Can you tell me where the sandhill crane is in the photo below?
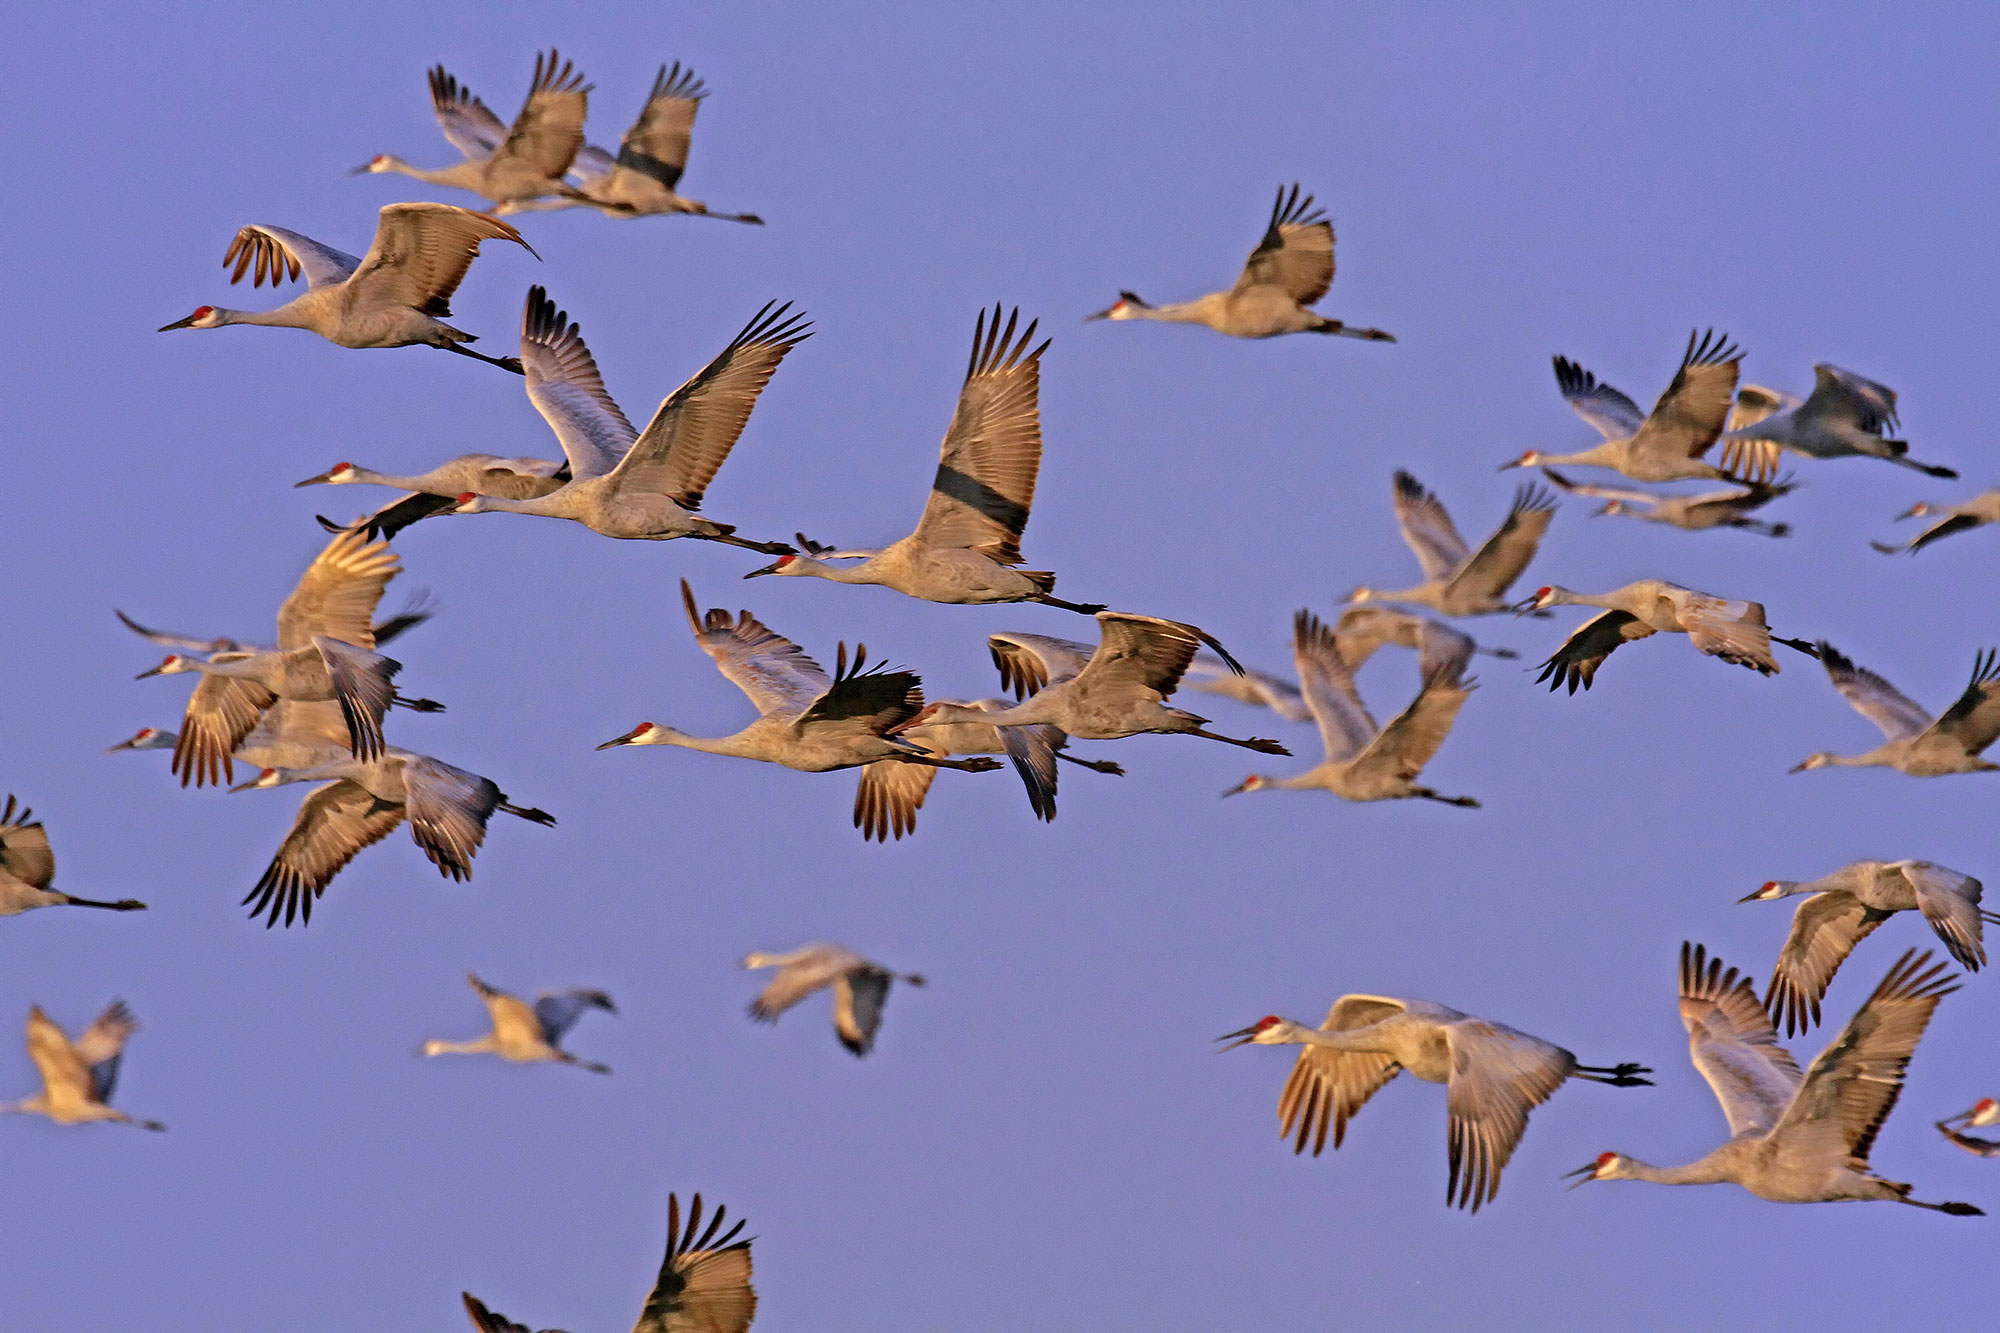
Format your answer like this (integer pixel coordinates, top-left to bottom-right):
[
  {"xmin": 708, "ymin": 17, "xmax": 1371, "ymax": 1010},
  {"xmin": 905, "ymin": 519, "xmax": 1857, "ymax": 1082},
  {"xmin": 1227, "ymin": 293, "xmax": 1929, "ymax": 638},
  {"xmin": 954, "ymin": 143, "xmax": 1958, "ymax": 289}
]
[
  {"xmin": 1186, "ymin": 612, "xmax": 1515, "ymax": 722},
  {"xmin": 1, "ymin": 1002, "xmax": 163, "ymax": 1131},
  {"xmin": 1522, "ymin": 581, "xmax": 1817, "ymax": 692},
  {"xmin": 1540, "ymin": 468, "xmax": 1794, "ymax": 537},
  {"xmin": 1085, "ymin": 184, "xmax": 1393, "ymax": 341},
  {"xmin": 519, "ymin": 62, "xmax": 764, "ymax": 223},
  {"xmin": 133, "ymin": 528, "xmax": 441, "ymax": 786},
  {"xmin": 853, "ymin": 700, "xmax": 1123, "ymax": 840},
  {"xmin": 1224, "ymin": 610, "xmax": 1479, "ymax": 806},
  {"xmin": 111, "ymin": 701, "xmax": 370, "ymax": 781},
  {"xmin": 1718, "ymin": 368, "xmax": 1957, "ymax": 480},
  {"xmin": 1743, "ymin": 861, "xmax": 1996, "ymax": 1035},
  {"xmin": 744, "ymin": 943, "xmax": 925, "ymax": 1057},
  {"xmin": 1344, "ymin": 473, "xmax": 1556, "ymax": 616},
  {"xmin": 1872, "ymin": 490, "xmax": 2000, "ymax": 555},
  {"xmin": 116, "ymin": 595, "xmax": 435, "ymax": 659},
  {"xmin": 447, "ymin": 288, "xmax": 802, "ymax": 553},
  {"xmin": 1938, "ymin": 1100, "xmax": 2000, "ymax": 1157},
  {"xmin": 1184, "ymin": 656, "xmax": 1311, "ymax": 722},
  {"xmin": 354, "ymin": 52, "xmax": 591, "ymax": 212},
  {"xmin": 462, "ymin": 1192, "xmax": 755, "ymax": 1333},
  {"xmin": 1218, "ymin": 999, "xmax": 1650, "ymax": 1213},
  {"xmin": 743, "ymin": 307, "xmax": 1099, "ymax": 611},
  {"xmin": 1791, "ymin": 642, "xmax": 2000, "ymax": 776},
  {"xmin": 1567, "ymin": 943, "xmax": 1979, "ymax": 1214},
  {"xmin": 301, "ymin": 457, "xmax": 567, "ymax": 543},
  {"xmin": 230, "ymin": 750, "xmax": 556, "ymax": 928},
  {"xmin": 598, "ymin": 582, "xmax": 1004, "ymax": 789},
  {"xmin": 0, "ymin": 797, "xmax": 146, "ymax": 916},
  {"xmin": 424, "ymin": 973, "xmax": 616, "ymax": 1074},
  {"xmin": 1507, "ymin": 332, "xmax": 1759, "ymax": 483},
  {"xmin": 158, "ymin": 204, "xmax": 535, "ymax": 372},
  {"xmin": 895, "ymin": 616, "xmax": 1289, "ymax": 755}
]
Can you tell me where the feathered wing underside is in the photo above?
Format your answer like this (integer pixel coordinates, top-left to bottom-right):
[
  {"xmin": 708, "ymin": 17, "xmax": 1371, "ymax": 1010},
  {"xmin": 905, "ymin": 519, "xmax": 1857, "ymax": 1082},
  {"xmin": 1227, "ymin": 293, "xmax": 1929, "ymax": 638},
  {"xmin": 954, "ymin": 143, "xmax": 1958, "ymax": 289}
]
[
  {"xmin": 1275, "ymin": 996, "xmax": 1408, "ymax": 1155},
  {"xmin": 1902, "ymin": 863, "xmax": 1988, "ymax": 971},
  {"xmin": 1390, "ymin": 471, "xmax": 1470, "ymax": 580},
  {"xmin": 853, "ymin": 759, "xmax": 938, "ymax": 841},
  {"xmin": 1234, "ymin": 183, "xmax": 1334, "ymax": 305},
  {"xmin": 1771, "ymin": 949, "xmax": 1957, "ymax": 1166},
  {"xmin": 999, "ymin": 723, "xmax": 1063, "ymax": 822},
  {"xmin": 401, "ymin": 756, "xmax": 502, "ymax": 882},
  {"xmin": 173, "ymin": 668, "xmax": 277, "ymax": 788},
  {"xmin": 746, "ymin": 946, "xmax": 857, "ymax": 1022},
  {"xmin": 681, "ymin": 581, "xmax": 830, "ymax": 720},
  {"xmin": 834, "ymin": 967, "xmax": 894, "ymax": 1055},
  {"xmin": 1293, "ymin": 610, "xmax": 1379, "ymax": 762},
  {"xmin": 1671, "ymin": 591, "xmax": 1776, "ymax": 672},
  {"xmin": 1917, "ymin": 649, "xmax": 2000, "ymax": 755},
  {"xmin": 24, "ymin": 1008, "xmax": 91, "ymax": 1103},
  {"xmin": 491, "ymin": 49, "xmax": 590, "ymax": 182},
  {"xmin": 1353, "ymin": 662, "xmax": 1475, "ymax": 784},
  {"xmin": 1626, "ymin": 329, "xmax": 1743, "ymax": 471},
  {"xmin": 612, "ymin": 62, "xmax": 706, "ymax": 194},
  {"xmin": 428, "ymin": 66, "xmax": 507, "ymax": 160},
  {"xmin": 1678, "ymin": 943, "xmax": 1802, "ymax": 1139},
  {"xmin": 277, "ymin": 528, "xmax": 398, "ymax": 650},
  {"xmin": 244, "ymin": 780, "xmax": 404, "ymax": 928},
  {"xmin": 223, "ymin": 225, "xmax": 361, "ymax": 291},
  {"xmin": 638, "ymin": 1192, "xmax": 756, "ymax": 1333},
  {"xmin": 988, "ymin": 633, "xmax": 1096, "ymax": 698},
  {"xmin": 1081, "ymin": 613, "xmax": 1230, "ymax": 699},
  {"xmin": 0, "ymin": 796, "xmax": 55, "ymax": 890},
  {"xmin": 1765, "ymin": 892, "xmax": 1889, "ymax": 1037},
  {"xmin": 1803, "ymin": 364, "xmax": 1900, "ymax": 436},
  {"xmin": 313, "ymin": 637, "xmax": 398, "ymax": 763},
  {"xmin": 533, "ymin": 989, "xmax": 614, "ymax": 1043},
  {"xmin": 1535, "ymin": 610, "xmax": 1655, "ymax": 693},
  {"xmin": 349, "ymin": 203, "xmax": 530, "ymax": 316},
  {"xmin": 522, "ymin": 285, "xmax": 638, "ymax": 479},
  {"xmin": 613, "ymin": 301, "xmax": 812, "ymax": 508},
  {"xmin": 73, "ymin": 1000, "xmax": 139, "ymax": 1105},
  {"xmin": 1815, "ymin": 643, "xmax": 1930, "ymax": 741},
  {"xmin": 1448, "ymin": 485, "xmax": 1555, "ymax": 602},
  {"xmin": 1552, "ymin": 356, "xmax": 1644, "ymax": 440},
  {"xmin": 1717, "ymin": 384, "xmax": 1803, "ymax": 480},
  {"xmin": 1444, "ymin": 1021, "xmax": 1573, "ymax": 1212},
  {"xmin": 913, "ymin": 306, "xmax": 1048, "ymax": 563}
]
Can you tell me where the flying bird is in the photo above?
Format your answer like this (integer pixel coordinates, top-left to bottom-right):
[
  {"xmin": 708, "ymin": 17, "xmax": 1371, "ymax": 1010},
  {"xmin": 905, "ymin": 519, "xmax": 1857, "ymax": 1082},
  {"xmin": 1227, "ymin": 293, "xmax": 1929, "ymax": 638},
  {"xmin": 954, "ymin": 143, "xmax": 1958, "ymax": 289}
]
[
  {"xmin": 743, "ymin": 943, "xmax": 925, "ymax": 1056},
  {"xmin": 1791, "ymin": 642, "xmax": 2000, "ymax": 775},
  {"xmin": 231, "ymin": 751, "xmax": 556, "ymax": 928},
  {"xmin": 1718, "ymin": 367, "xmax": 1956, "ymax": 480},
  {"xmin": 1345, "ymin": 473, "xmax": 1556, "ymax": 615},
  {"xmin": 1218, "ymin": 998, "xmax": 1650, "ymax": 1212},
  {"xmin": 1224, "ymin": 610, "xmax": 1479, "ymax": 806},
  {"xmin": 424, "ymin": 974, "xmax": 616, "ymax": 1074},
  {"xmin": 1742, "ymin": 860, "xmax": 1997, "ymax": 1034},
  {"xmin": 896, "ymin": 616, "xmax": 1288, "ymax": 755},
  {"xmin": 0, "ymin": 797, "xmax": 145, "ymax": 916},
  {"xmin": 448, "ymin": 288, "xmax": 804, "ymax": 552},
  {"xmin": 1871, "ymin": 490, "xmax": 2000, "ymax": 555},
  {"xmin": 1540, "ymin": 469, "xmax": 1794, "ymax": 537},
  {"xmin": 355, "ymin": 52, "xmax": 591, "ymax": 212},
  {"xmin": 1086, "ymin": 184, "xmax": 1393, "ymax": 340},
  {"xmin": 745, "ymin": 306, "xmax": 1100, "ymax": 611},
  {"xmin": 1509, "ymin": 332, "xmax": 1759, "ymax": 483},
  {"xmin": 462, "ymin": 1191, "xmax": 755, "ymax": 1333},
  {"xmin": 1, "ymin": 1002, "xmax": 163, "ymax": 1131},
  {"xmin": 1567, "ymin": 943, "xmax": 1979, "ymax": 1214},
  {"xmin": 158, "ymin": 203, "xmax": 535, "ymax": 372},
  {"xmin": 1523, "ymin": 581, "xmax": 1817, "ymax": 692}
]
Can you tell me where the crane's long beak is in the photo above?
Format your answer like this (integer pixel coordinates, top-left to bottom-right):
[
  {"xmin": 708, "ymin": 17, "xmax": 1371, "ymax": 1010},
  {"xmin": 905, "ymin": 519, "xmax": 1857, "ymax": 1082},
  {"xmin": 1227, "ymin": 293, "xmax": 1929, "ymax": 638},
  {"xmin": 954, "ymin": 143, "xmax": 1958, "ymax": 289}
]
[
  {"xmin": 1895, "ymin": 504, "xmax": 1926, "ymax": 521},
  {"xmin": 226, "ymin": 775, "xmax": 263, "ymax": 792},
  {"xmin": 1497, "ymin": 457, "xmax": 1525, "ymax": 471},
  {"xmin": 594, "ymin": 736, "xmax": 633, "ymax": 750},
  {"xmin": 1214, "ymin": 1026, "xmax": 1260, "ymax": 1051},
  {"xmin": 157, "ymin": 314, "xmax": 200, "ymax": 332},
  {"xmin": 294, "ymin": 470, "xmax": 338, "ymax": 487},
  {"xmin": 133, "ymin": 664, "xmax": 168, "ymax": 680},
  {"xmin": 743, "ymin": 561, "xmax": 780, "ymax": 578},
  {"xmin": 1505, "ymin": 596, "xmax": 1541, "ymax": 616},
  {"xmin": 1939, "ymin": 1106, "xmax": 1984, "ymax": 1128},
  {"xmin": 1221, "ymin": 780, "xmax": 1251, "ymax": 798},
  {"xmin": 348, "ymin": 162, "xmax": 377, "ymax": 175},
  {"xmin": 1737, "ymin": 887, "xmax": 1771, "ymax": 903},
  {"xmin": 1786, "ymin": 758, "xmax": 1813, "ymax": 775},
  {"xmin": 1561, "ymin": 1163, "xmax": 1600, "ymax": 1190},
  {"xmin": 105, "ymin": 736, "xmax": 143, "ymax": 752}
]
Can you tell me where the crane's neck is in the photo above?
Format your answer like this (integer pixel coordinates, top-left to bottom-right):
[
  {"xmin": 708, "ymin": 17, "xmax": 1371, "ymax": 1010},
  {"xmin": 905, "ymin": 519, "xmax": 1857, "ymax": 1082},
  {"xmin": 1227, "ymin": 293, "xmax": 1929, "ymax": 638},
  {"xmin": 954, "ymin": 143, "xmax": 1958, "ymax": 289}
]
[
  {"xmin": 424, "ymin": 1037, "xmax": 497, "ymax": 1057},
  {"xmin": 207, "ymin": 306, "xmax": 318, "ymax": 330},
  {"xmin": 377, "ymin": 158, "xmax": 480, "ymax": 190},
  {"xmin": 0, "ymin": 1096, "xmax": 47, "ymax": 1116},
  {"xmin": 1351, "ymin": 584, "xmax": 1444, "ymax": 610},
  {"xmin": 1530, "ymin": 442, "xmax": 1624, "ymax": 470},
  {"xmin": 1274, "ymin": 1022, "xmax": 1389, "ymax": 1053},
  {"xmin": 637, "ymin": 726, "xmax": 768, "ymax": 759},
  {"xmin": 1608, "ymin": 1153, "xmax": 1734, "ymax": 1187},
  {"xmin": 782, "ymin": 554, "xmax": 887, "ymax": 585}
]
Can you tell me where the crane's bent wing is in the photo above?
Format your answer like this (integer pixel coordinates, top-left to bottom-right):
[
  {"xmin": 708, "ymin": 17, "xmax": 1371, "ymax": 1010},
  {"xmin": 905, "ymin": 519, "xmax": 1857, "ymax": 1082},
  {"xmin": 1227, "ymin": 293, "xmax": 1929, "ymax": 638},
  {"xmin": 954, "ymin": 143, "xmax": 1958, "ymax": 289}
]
[
  {"xmin": 1390, "ymin": 471, "xmax": 1470, "ymax": 580},
  {"xmin": 73, "ymin": 1000, "xmax": 139, "ymax": 1105},
  {"xmin": 988, "ymin": 632, "xmax": 1096, "ymax": 698},
  {"xmin": 1534, "ymin": 610, "xmax": 1653, "ymax": 694},
  {"xmin": 401, "ymin": 756, "xmax": 502, "ymax": 882},
  {"xmin": 1443, "ymin": 1022, "xmax": 1573, "ymax": 1212},
  {"xmin": 913, "ymin": 306, "xmax": 1047, "ymax": 562},
  {"xmin": 1813, "ymin": 643, "xmax": 1930, "ymax": 741},
  {"xmin": 1917, "ymin": 649, "xmax": 2000, "ymax": 756},
  {"xmin": 1293, "ymin": 609, "xmax": 1378, "ymax": 762},
  {"xmin": 492, "ymin": 49, "xmax": 590, "ymax": 182},
  {"xmin": 1902, "ymin": 863, "xmax": 1988, "ymax": 972},
  {"xmin": 222, "ymin": 225, "xmax": 361, "ymax": 291},
  {"xmin": 277, "ymin": 527, "xmax": 399, "ymax": 650},
  {"xmin": 853, "ymin": 760, "xmax": 938, "ymax": 842},
  {"xmin": 0, "ymin": 796, "xmax": 56, "ymax": 890},
  {"xmin": 533, "ymin": 989, "xmax": 615, "ymax": 1043},
  {"xmin": 1679, "ymin": 942, "xmax": 1801, "ymax": 1139},
  {"xmin": 610, "ymin": 62, "xmax": 706, "ymax": 194},
  {"xmin": 173, "ymin": 671, "xmax": 278, "ymax": 789},
  {"xmin": 637, "ymin": 1192, "xmax": 756, "ymax": 1333},
  {"xmin": 428, "ymin": 66, "xmax": 508, "ymax": 161},
  {"xmin": 1234, "ymin": 183, "xmax": 1334, "ymax": 305},
  {"xmin": 244, "ymin": 780, "xmax": 404, "ymax": 928},
  {"xmin": 1277, "ymin": 1043, "xmax": 1401, "ymax": 1156},
  {"xmin": 1447, "ymin": 484, "xmax": 1555, "ymax": 603},
  {"xmin": 1626, "ymin": 329, "xmax": 1741, "ymax": 469},
  {"xmin": 521, "ymin": 285, "xmax": 638, "ymax": 479},
  {"xmin": 1551, "ymin": 356, "xmax": 1644, "ymax": 440},
  {"xmin": 350, "ymin": 203, "xmax": 533, "ymax": 317},
  {"xmin": 681, "ymin": 580, "xmax": 830, "ymax": 719},
  {"xmin": 1765, "ymin": 892, "xmax": 1889, "ymax": 1038}
]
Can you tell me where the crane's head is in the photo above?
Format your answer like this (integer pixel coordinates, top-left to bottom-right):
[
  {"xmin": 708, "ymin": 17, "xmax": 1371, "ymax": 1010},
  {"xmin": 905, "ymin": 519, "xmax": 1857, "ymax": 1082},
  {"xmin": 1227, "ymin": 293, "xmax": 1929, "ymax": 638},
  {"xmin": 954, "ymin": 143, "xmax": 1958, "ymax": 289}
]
[
  {"xmin": 1896, "ymin": 502, "xmax": 1933, "ymax": 521},
  {"xmin": 1596, "ymin": 500, "xmax": 1626, "ymax": 517},
  {"xmin": 350, "ymin": 154, "xmax": 404, "ymax": 176},
  {"xmin": 1951, "ymin": 1097, "xmax": 2000, "ymax": 1128},
  {"xmin": 1085, "ymin": 292, "xmax": 1149, "ymax": 322},
  {"xmin": 135, "ymin": 654, "xmax": 198, "ymax": 679},
  {"xmin": 227, "ymin": 767, "xmax": 293, "ymax": 792},
  {"xmin": 1215, "ymin": 1015, "xmax": 1293, "ymax": 1050},
  {"xmin": 451, "ymin": 492, "xmax": 491, "ymax": 515},
  {"xmin": 596, "ymin": 722, "xmax": 670, "ymax": 749},
  {"xmin": 158, "ymin": 305, "xmax": 224, "ymax": 332},
  {"xmin": 1342, "ymin": 585, "xmax": 1378, "ymax": 606},
  {"xmin": 1738, "ymin": 879, "xmax": 1803, "ymax": 903},
  {"xmin": 1564, "ymin": 1151, "xmax": 1631, "ymax": 1187},
  {"xmin": 106, "ymin": 726, "xmax": 173, "ymax": 753},
  {"xmin": 1222, "ymin": 774, "xmax": 1271, "ymax": 797},
  {"xmin": 743, "ymin": 553, "xmax": 803, "ymax": 578},
  {"xmin": 296, "ymin": 462, "xmax": 360, "ymax": 488},
  {"xmin": 1788, "ymin": 752, "xmax": 1835, "ymax": 774},
  {"xmin": 1500, "ymin": 449, "xmax": 1543, "ymax": 471}
]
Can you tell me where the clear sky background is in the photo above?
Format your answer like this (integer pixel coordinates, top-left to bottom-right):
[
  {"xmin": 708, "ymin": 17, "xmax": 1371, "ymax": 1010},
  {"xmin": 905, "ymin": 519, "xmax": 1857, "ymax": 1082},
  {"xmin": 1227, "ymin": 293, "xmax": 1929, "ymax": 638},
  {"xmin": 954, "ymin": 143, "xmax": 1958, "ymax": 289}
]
[{"xmin": 5, "ymin": 4, "xmax": 1999, "ymax": 1329}]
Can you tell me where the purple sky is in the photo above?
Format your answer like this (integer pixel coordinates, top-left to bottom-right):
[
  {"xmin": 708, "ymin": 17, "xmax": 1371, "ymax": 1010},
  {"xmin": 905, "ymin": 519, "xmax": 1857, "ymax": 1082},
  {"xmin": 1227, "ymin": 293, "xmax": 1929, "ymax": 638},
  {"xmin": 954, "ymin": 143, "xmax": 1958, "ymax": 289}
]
[{"xmin": 6, "ymin": 3, "xmax": 2000, "ymax": 1328}]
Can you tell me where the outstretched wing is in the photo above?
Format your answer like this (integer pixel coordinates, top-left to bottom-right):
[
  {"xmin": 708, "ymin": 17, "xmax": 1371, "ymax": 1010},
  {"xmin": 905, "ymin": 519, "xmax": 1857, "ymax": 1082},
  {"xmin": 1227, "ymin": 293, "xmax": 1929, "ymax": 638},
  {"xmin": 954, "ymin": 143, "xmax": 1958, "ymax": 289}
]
[
  {"xmin": 1813, "ymin": 642, "xmax": 1931, "ymax": 741},
  {"xmin": 490, "ymin": 49, "xmax": 589, "ymax": 181},
  {"xmin": 1447, "ymin": 484, "xmax": 1555, "ymax": 602},
  {"xmin": 794, "ymin": 645, "xmax": 923, "ymax": 737},
  {"xmin": 637, "ymin": 1192, "xmax": 756, "ymax": 1333},
  {"xmin": 73, "ymin": 1001, "xmax": 139, "ymax": 1105},
  {"xmin": 533, "ymin": 988, "xmax": 615, "ymax": 1043},
  {"xmin": 429, "ymin": 66, "xmax": 508, "ymax": 160},
  {"xmin": 611, "ymin": 62, "xmax": 706, "ymax": 194},
  {"xmin": 221, "ymin": 225, "xmax": 360, "ymax": 291},
  {"xmin": 521, "ymin": 285, "xmax": 638, "ymax": 479},
  {"xmin": 1350, "ymin": 660, "xmax": 1475, "ymax": 787},
  {"xmin": 1293, "ymin": 609, "xmax": 1378, "ymax": 763},
  {"xmin": 348, "ymin": 204, "xmax": 533, "ymax": 317},
  {"xmin": 459, "ymin": 1292, "xmax": 538, "ymax": 1333},
  {"xmin": 1534, "ymin": 610, "xmax": 1654, "ymax": 694},
  {"xmin": 1390, "ymin": 471, "xmax": 1470, "ymax": 580},
  {"xmin": 1901, "ymin": 863, "xmax": 1988, "ymax": 972},
  {"xmin": 912, "ymin": 306, "xmax": 1047, "ymax": 563},
  {"xmin": 1625, "ymin": 329, "xmax": 1742, "ymax": 469},
  {"xmin": 1275, "ymin": 996, "xmax": 1409, "ymax": 1156},
  {"xmin": 400, "ymin": 756, "xmax": 503, "ymax": 882},
  {"xmin": 853, "ymin": 760, "xmax": 937, "ymax": 842},
  {"xmin": 1916, "ymin": 648, "xmax": 2000, "ymax": 756},
  {"xmin": 988, "ymin": 632, "xmax": 1096, "ymax": 698},
  {"xmin": 681, "ymin": 580, "xmax": 830, "ymax": 720},
  {"xmin": 1234, "ymin": 183, "xmax": 1334, "ymax": 305},
  {"xmin": 278, "ymin": 527, "xmax": 398, "ymax": 650},
  {"xmin": 1764, "ymin": 892, "xmax": 1889, "ymax": 1038},
  {"xmin": 833, "ymin": 967, "xmax": 895, "ymax": 1056},
  {"xmin": 610, "ymin": 302, "xmax": 812, "ymax": 508},
  {"xmin": 0, "ymin": 795, "xmax": 56, "ymax": 890},
  {"xmin": 1443, "ymin": 1022, "xmax": 1574, "ymax": 1212},
  {"xmin": 243, "ymin": 780, "xmax": 403, "ymax": 928},
  {"xmin": 172, "ymin": 667, "xmax": 277, "ymax": 789},
  {"xmin": 1551, "ymin": 356, "xmax": 1644, "ymax": 441},
  {"xmin": 1801, "ymin": 364, "xmax": 1899, "ymax": 436},
  {"xmin": 1078, "ymin": 613, "xmax": 1233, "ymax": 700},
  {"xmin": 1679, "ymin": 942, "xmax": 1802, "ymax": 1139}
]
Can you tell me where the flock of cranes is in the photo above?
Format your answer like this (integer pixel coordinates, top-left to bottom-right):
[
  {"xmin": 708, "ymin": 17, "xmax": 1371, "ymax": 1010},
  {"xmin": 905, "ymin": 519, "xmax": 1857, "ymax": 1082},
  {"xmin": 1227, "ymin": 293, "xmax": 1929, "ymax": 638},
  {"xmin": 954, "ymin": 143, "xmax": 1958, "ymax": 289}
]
[{"xmin": 8, "ymin": 40, "xmax": 1997, "ymax": 1328}]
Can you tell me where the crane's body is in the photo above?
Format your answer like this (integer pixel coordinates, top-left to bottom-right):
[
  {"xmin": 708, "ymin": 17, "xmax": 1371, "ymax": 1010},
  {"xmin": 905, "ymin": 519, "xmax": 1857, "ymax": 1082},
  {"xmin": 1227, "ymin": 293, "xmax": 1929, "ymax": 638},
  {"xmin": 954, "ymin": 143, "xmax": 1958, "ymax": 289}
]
[{"xmin": 1792, "ymin": 643, "xmax": 2000, "ymax": 775}]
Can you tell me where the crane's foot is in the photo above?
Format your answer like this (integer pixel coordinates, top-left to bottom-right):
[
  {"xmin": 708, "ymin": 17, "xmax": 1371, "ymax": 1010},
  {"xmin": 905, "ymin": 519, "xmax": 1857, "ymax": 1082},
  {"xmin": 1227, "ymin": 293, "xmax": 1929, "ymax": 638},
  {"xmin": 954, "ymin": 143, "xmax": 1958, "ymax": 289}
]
[
  {"xmin": 1032, "ymin": 594, "xmax": 1108, "ymax": 615},
  {"xmin": 393, "ymin": 694, "xmax": 446, "ymax": 713},
  {"xmin": 1576, "ymin": 1061, "xmax": 1654, "ymax": 1087},
  {"xmin": 1056, "ymin": 753, "xmax": 1125, "ymax": 775},
  {"xmin": 1190, "ymin": 728, "xmax": 1289, "ymax": 755}
]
